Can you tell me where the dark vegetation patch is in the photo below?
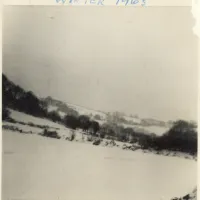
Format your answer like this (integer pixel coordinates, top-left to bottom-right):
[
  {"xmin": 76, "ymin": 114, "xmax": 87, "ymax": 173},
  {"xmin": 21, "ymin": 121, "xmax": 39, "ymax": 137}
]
[{"xmin": 40, "ymin": 129, "xmax": 60, "ymax": 139}]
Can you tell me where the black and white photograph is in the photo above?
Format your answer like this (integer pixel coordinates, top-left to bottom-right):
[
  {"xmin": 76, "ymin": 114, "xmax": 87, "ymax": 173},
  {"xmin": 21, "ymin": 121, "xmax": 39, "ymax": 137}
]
[{"xmin": 2, "ymin": 4, "xmax": 198, "ymax": 200}]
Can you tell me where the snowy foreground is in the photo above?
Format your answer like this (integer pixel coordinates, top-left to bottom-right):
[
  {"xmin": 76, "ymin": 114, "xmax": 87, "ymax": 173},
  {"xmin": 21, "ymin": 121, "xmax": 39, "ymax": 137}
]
[
  {"xmin": 2, "ymin": 110, "xmax": 197, "ymax": 200},
  {"xmin": 2, "ymin": 132, "xmax": 196, "ymax": 200}
]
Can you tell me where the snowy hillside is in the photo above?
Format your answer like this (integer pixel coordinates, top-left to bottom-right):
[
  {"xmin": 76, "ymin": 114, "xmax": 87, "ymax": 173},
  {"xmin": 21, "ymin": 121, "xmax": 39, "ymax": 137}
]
[
  {"xmin": 43, "ymin": 96, "xmax": 170, "ymax": 136},
  {"xmin": 67, "ymin": 102, "xmax": 107, "ymax": 120}
]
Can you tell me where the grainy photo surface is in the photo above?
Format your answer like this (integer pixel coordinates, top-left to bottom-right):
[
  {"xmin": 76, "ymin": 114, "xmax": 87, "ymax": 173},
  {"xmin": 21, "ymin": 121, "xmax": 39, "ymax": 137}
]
[{"xmin": 2, "ymin": 5, "xmax": 198, "ymax": 200}]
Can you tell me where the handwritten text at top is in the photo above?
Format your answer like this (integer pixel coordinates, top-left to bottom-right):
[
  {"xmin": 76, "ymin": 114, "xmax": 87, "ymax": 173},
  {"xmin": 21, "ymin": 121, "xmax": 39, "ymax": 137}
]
[{"xmin": 56, "ymin": 0, "xmax": 146, "ymax": 6}]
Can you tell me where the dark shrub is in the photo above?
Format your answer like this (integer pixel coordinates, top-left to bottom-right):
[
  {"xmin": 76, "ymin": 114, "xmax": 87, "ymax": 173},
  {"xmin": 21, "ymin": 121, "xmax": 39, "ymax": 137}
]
[
  {"xmin": 109, "ymin": 139, "xmax": 116, "ymax": 147},
  {"xmin": 90, "ymin": 121, "xmax": 100, "ymax": 135},
  {"xmin": 155, "ymin": 120, "xmax": 197, "ymax": 155},
  {"xmin": 100, "ymin": 123, "xmax": 116, "ymax": 138},
  {"xmin": 42, "ymin": 129, "xmax": 60, "ymax": 139},
  {"xmin": 18, "ymin": 121, "xmax": 26, "ymax": 125},
  {"xmin": 69, "ymin": 130, "xmax": 76, "ymax": 141},
  {"xmin": 182, "ymin": 194, "xmax": 190, "ymax": 200},
  {"xmin": 28, "ymin": 122, "xmax": 34, "ymax": 127},
  {"xmin": 99, "ymin": 131, "xmax": 106, "ymax": 139},
  {"xmin": 135, "ymin": 120, "xmax": 197, "ymax": 155},
  {"xmin": 47, "ymin": 111, "xmax": 62, "ymax": 123},
  {"xmin": 64, "ymin": 115, "xmax": 79, "ymax": 129},
  {"xmin": 78, "ymin": 115, "xmax": 91, "ymax": 132},
  {"xmin": 87, "ymin": 135, "xmax": 94, "ymax": 142},
  {"xmin": 94, "ymin": 114, "xmax": 101, "ymax": 120},
  {"xmin": 93, "ymin": 138, "xmax": 101, "ymax": 146}
]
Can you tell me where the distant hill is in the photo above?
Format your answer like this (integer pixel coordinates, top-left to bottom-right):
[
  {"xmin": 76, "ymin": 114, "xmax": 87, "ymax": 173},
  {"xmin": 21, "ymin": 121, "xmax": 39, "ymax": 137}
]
[
  {"xmin": 42, "ymin": 96, "xmax": 171, "ymax": 135},
  {"xmin": 43, "ymin": 96, "xmax": 107, "ymax": 120},
  {"xmin": 42, "ymin": 96, "xmax": 79, "ymax": 118}
]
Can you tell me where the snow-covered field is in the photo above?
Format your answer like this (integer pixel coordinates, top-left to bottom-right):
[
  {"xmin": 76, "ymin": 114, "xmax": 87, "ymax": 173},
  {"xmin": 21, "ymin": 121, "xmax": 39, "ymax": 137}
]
[
  {"xmin": 2, "ymin": 130, "xmax": 196, "ymax": 200},
  {"xmin": 2, "ymin": 110, "xmax": 197, "ymax": 200},
  {"xmin": 10, "ymin": 109, "xmax": 63, "ymax": 129},
  {"xmin": 123, "ymin": 115, "xmax": 142, "ymax": 124}
]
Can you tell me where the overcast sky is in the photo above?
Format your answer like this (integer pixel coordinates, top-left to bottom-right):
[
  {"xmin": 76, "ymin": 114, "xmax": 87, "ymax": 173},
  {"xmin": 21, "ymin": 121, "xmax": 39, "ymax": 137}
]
[{"xmin": 3, "ymin": 6, "xmax": 198, "ymax": 121}]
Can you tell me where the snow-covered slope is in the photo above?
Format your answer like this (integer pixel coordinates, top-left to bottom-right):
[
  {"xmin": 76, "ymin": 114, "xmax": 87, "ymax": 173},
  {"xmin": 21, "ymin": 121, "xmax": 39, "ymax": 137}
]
[
  {"xmin": 7, "ymin": 109, "xmax": 84, "ymax": 140},
  {"xmin": 9, "ymin": 106, "xmax": 170, "ymax": 137},
  {"xmin": 67, "ymin": 103, "xmax": 107, "ymax": 119},
  {"xmin": 43, "ymin": 97, "xmax": 170, "ymax": 135},
  {"xmin": 123, "ymin": 115, "xmax": 142, "ymax": 124},
  {"xmin": 123, "ymin": 123, "xmax": 169, "ymax": 136},
  {"xmin": 10, "ymin": 109, "xmax": 62, "ymax": 128}
]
